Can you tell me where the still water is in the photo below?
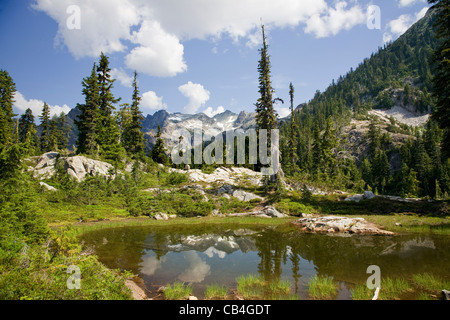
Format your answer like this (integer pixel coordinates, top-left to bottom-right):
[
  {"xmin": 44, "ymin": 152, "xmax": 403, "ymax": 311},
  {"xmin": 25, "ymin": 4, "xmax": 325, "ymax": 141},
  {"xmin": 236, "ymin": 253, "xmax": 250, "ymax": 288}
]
[{"xmin": 79, "ymin": 223, "xmax": 449, "ymax": 299}]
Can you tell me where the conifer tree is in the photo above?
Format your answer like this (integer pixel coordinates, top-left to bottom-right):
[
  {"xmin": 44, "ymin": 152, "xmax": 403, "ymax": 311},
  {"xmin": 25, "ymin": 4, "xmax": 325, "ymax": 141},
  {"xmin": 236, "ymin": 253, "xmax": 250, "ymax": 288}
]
[
  {"xmin": 49, "ymin": 113, "xmax": 69, "ymax": 151},
  {"xmin": 151, "ymin": 125, "xmax": 168, "ymax": 165},
  {"xmin": 0, "ymin": 69, "xmax": 16, "ymax": 150},
  {"xmin": 255, "ymin": 25, "xmax": 278, "ymax": 134},
  {"xmin": 255, "ymin": 25, "xmax": 281, "ymax": 184},
  {"xmin": 287, "ymin": 82, "xmax": 299, "ymax": 173},
  {"xmin": 312, "ymin": 120, "xmax": 322, "ymax": 173},
  {"xmin": 39, "ymin": 103, "xmax": 51, "ymax": 153},
  {"xmin": 76, "ymin": 64, "xmax": 100, "ymax": 155},
  {"xmin": 96, "ymin": 52, "xmax": 125, "ymax": 161},
  {"xmin": 19, "ymin": 108, "xmax": 36, "ymax": 143},
  {"xmin": 123, "ymin": 71, "xmax": 145, "ymax": 158},
  {"xmin": 48, "ymin": 115, "xmax": 59, "ymax": 151}
]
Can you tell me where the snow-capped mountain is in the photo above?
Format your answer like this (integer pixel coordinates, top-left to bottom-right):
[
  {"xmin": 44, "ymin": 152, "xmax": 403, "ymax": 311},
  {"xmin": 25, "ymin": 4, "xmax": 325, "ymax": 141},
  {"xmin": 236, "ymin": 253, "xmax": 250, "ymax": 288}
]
[{"xmin": 143, "ymin": 109, "xmax": 257, "ymax": 149}]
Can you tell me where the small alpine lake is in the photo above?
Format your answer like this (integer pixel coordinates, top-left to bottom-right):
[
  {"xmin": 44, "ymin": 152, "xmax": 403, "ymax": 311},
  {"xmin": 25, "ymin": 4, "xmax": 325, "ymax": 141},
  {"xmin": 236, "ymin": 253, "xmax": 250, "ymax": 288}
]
[{"xmin": 79, "ymin": 222, "xmax": 450, "ymax": 300}]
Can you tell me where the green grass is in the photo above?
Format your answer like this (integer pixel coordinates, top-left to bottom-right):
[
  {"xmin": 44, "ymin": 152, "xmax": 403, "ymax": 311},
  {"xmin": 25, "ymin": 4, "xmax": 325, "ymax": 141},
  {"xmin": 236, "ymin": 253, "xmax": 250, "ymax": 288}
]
[
  {"xmin": 204, "ymin": 284, "xmax": 228, "ymax": 300},
  {"xmin": 235, "ymin": 274, "xmax": 297, "ymax": 300},
  {"xmin": 308, "ymin": 275, "xmax": 338, "ymax": 300},
  {"xmin": 164, "ymin": 282, "xmax": 193, "ymax": 300},
  {"xmin": 412, "ymin": 273, "xmax": 450, "ymax": 292},
  {"xmin": 350, "ymin": 285, "xmax": 374, "ymax": 300},
  {"xmin": 378, "ymin": 277, "xmax": 411, "ymax": 300},
  {"xmin": 236, "ymin": 274, "xmax": 265, "ymax": 299}
]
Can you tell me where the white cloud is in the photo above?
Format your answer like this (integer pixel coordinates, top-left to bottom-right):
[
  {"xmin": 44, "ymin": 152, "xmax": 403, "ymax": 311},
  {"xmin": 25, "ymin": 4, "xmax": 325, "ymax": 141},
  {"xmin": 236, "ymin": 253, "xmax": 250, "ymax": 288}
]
[
  {"xmin": 33, "ymin": 0, "xmax": 369, "ymax": 78},
  {"xmin": 397, "ymin": 0, "xmax": 426, "ymax": 8},
  {"xmin": 304, "ymin": 1, "xmax": 366, "ymax": 38},
  {"xmin": 203, "ymin": 106, "xmax": 225, "ymax": 118},
  {"xmin": 111, "ymin": 68, "xmax": 133, "ymax": 88},
  {"xmin": 14, "ymin": 92, "xmax": 71, "ymax": 119},
  {"xmin": 32, "ymin": 0, "xmax": 141, "ymax": 59},
  {"xmin": 178, "ymin": 82, "xmax": 210, "ymax": 114},
  {"xmin": 125, "ymin": 20, "xmax": 187, "ymax": 77},
  {"xmin": 383, "ymin": 6, "xmax": 429, "ymax": 44},
  {"xmin": 140, "ymin": 91, "xmax": 168, "ymax": 112}
]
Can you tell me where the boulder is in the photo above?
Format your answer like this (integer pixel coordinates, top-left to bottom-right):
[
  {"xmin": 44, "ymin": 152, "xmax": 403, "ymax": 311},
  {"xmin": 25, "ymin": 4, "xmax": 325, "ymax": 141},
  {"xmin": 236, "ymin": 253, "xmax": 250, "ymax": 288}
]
[
  {"xmin": 442, "ymin": 290, "xmax": 450, "ymax": 301},
  {"xmin": 263, "ymin": 206, "xmax": 288, "ymax": 218},
  {"xmin": 65, "ymin": 156, "xmax": 115, "ymax": 182},
  {"xmin": 232, "ymin": 190, "xmax": 263, "ymax": 202},
  {"xmin": 31, "ymin": 152, "xmax": 116, "ymax": 182},
  {"xmin": 295, "ymin": 215, "xmax": 394, "ymax": 235},
  {"xmin": 154, "ymin": 213, "xmax": 169, "ymax": 221}
]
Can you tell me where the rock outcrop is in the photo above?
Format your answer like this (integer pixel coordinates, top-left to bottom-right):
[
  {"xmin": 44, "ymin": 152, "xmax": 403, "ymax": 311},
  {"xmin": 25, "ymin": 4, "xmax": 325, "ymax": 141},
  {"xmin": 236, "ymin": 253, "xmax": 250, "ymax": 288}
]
[
  {"xmin": 29, "ymin": 152, "xmax": 116, "ymax": 182},
  {"xmin": 294, "ymin": 215, "xmax": 394, "ymax": 235},
  {"xmin": 170, "ymin": 166, "xmax": 263, "ymax": 186}
]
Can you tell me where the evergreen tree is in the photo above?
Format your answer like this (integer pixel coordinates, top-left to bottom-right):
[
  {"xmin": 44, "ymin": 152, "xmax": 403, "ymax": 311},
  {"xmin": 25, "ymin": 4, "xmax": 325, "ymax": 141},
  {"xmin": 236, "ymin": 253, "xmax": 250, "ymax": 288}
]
[
  {"xmin": 48, "ymin": 115, "xmax": 59, "ymax": 151},
  {"xmin": 56, "ymin": 113, "xmax": 69, "ymax": 151},
  {"xmin": 372, "ymin": 148, "xmax": 390, "ymax": 193},
  {"xmin": 254, "ymin": 25, "xmax": 281, "ymax": 185},
  {"xmin": 255, "ymin": 25, "xmax": 278, "ymax": 133},
  {"xmin": 18, "ymin": 108, "xmax": 38, "ymax": 147},
  {"xmin": 123, "ymin": 71, "xmax": 145, "ymax": 157},
  {"xmin": 321, "ymin": 116, "xmax": 338, "ymax": 174},
  {"xmin": 287, "ymin": 82, "xmax": 299, "ymax": 173},
  {"xmin": 0, "ymin": 69, "xmax": 16, "ymax": 150},
  {"xmin": 360, "ymin": 157, "xmax": 373, "ymax": 189},
  {"xmin": 428, "ymin": 0, "xmax": 450, "ymax": 159},
  {"xmin": 48, "ymin": 113, "xmax": 69, "ymax": 151},
  {"xmin": 312, "ymin": 120, "xmax": 322, "ymax": 173},
  {"xmin": 18, "ymin": 108, "xmax": 33, "ymax": 142},
  {"xmin": 76, "ymin": 64, "xmax": 100, "ymax": 155},
  {"xmin": 96, "ymin": 53, "xmax": 125, "ymax": 161},
  {"xmin": 399, "ymin": 163, "xmax": 419, "ymax": 197},
  {"xmin": 151, "ymin": 125, "xmax": 168, "ymax": 165},
  {"xmin": 39, "ymin": 103, "xmax": 51, "ymax": 153}
]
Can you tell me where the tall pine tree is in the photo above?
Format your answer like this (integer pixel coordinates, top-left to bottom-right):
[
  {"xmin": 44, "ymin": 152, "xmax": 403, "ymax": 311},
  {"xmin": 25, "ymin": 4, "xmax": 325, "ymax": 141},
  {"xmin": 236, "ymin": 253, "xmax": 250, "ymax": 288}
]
[
  {"xmin": 76, "ymin": 63, "xmax": 100, "ymax": 155},
  {"xmin": 123, "ymin": 71, "xmax": 145, "ymax": 158},
  {"xmin": 39, "ymin": 103, "xmax": 50, "ymax": 153},
  {"xmin": 255, "ymin": 25, "xmax": 280, "ymax": 184},
  {"xmin": 0, "ymin": 69, "xmax": 16, "ymax": 150},
  {"xmin": 151, "ymin": 125, "xmax": 168, "ymax": 165},
  {"xmin": 96, "ymin": 52, "xmax": 125, "ymax": 161}
]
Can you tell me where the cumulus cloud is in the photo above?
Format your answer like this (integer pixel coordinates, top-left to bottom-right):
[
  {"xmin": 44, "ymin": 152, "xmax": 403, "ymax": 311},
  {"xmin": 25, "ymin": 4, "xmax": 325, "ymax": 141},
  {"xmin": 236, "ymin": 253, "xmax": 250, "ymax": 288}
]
[
  {"xmin": 305, "ymin": 1, "xmax": 367, "ymax": 38},
  {"xmin": 111, "ymin": 68, "xmax": 133, "ymax": 88},
  {"xmin": 32, "ymin": 0, "xmax": 141, "ymax": 59},
  {"xmin": 33, "ymin": 0, "xmax": 370, "ymax": 77},
  {"xmin": 178, "ymin": 82, "xmax": 210, "ymax": 114},
  {"xmin": 203, "ymin": 106, "xmax": 225, "ymax": 118},
  {"xmin": 14, "ymin": 92, "xmax": 71, "ymax": 119},
  {"xmin": 125, "ymin": 20, "xmax": 187, "ymax": 77},
  {"xmin": 140, "ymin": 91, "xmax": 168, "ymax": 112},
  {"xmin": 383, "ymin": 6, "xmax": 429, "ymax": 44}
]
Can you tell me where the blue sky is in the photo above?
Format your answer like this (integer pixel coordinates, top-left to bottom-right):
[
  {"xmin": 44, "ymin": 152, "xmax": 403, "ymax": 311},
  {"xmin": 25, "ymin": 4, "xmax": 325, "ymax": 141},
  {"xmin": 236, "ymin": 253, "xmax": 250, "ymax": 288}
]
[{"xmin": 0, "ymin": 0, "xmax": 431, "ymax": 120}]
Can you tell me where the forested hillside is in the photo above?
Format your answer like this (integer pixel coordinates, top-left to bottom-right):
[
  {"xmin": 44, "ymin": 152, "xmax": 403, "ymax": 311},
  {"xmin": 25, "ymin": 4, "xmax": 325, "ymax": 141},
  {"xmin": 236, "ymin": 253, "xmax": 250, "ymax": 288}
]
[{"xmin": 279, "ymin": 7, "xmax": 449, "ymax": 199}]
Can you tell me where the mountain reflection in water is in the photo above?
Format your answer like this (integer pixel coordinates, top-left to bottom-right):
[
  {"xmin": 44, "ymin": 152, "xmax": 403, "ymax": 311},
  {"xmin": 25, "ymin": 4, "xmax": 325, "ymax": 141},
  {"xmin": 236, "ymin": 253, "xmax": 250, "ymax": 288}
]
[{"xmin": 80, "ymin": 224, "xmax": 450, "ymax": 299}]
